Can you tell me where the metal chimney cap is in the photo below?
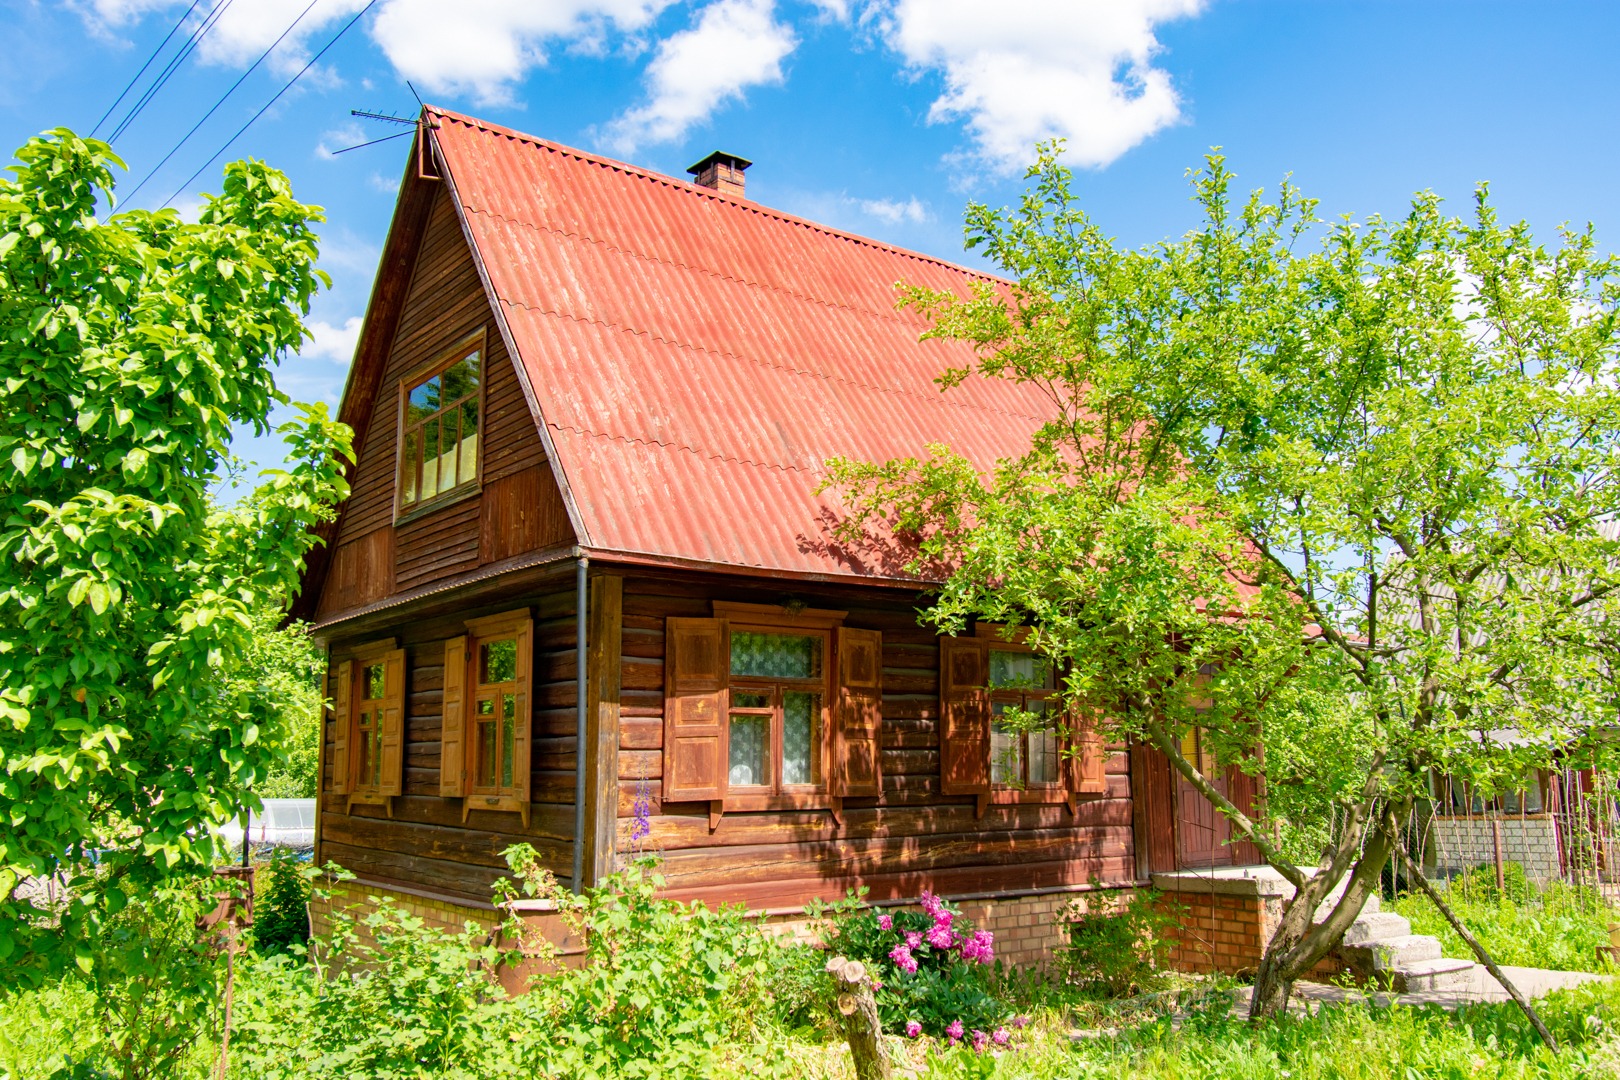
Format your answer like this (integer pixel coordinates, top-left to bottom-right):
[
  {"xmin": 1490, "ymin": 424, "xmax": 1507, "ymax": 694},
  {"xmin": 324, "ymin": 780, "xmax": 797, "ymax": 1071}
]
[{"xmin": 686, "ymin": 151, "xmax": 753, "ymax": 176}]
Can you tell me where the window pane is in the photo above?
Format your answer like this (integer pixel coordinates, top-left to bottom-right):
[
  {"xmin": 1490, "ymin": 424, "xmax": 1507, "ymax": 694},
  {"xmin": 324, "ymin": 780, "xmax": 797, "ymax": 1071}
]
[
  {"xmin": 990, "ymin": 703, "xmax": 1023, "ymax": 785},
  {"xmin": 356, "ymin": 711, "xmax": 373, "ymax": 788},
  {"xmin": 1028, "ymin": 726, "xmax": 1060, "ymax": 785},
  {"xmin": 401, "ymin": 429, "xmax": 419, "ymax": 506},
  {"xmin": 421, "ymin": 418, "xmax": 440, "ymax": 497},
  {"xmin": 1524, "ymin": 779, "xmax": 1543, "ymax": 813},
  {"xmin": 476, "ymin": 719, "xmax": 497, "ymax": 787},
  {"xmin": 989, "ymin": 650, "xmax": 1049, "ymax": 689},
  {"xmin": 441, "ymin": 351, "xmax": 480, "ymax": 402},
  {"xmin": 370, "ymin": 724, "xmax": 384, "ymax": 787},
  {"xmin": 363, "ymin": 663, "xmax": 386, "ymax": 701},
  {"xmin": 731, "ymin": 689, "xmax": 771, "ymax": 709},
  {"xmin": 783, "ymin": 692, "xmax": 820, "ymax": 785},
  {"xmin": 731, "ymin": 631, "xmax": 820, "ymax": 679},
  {"xmin": 728, "ymin": 715, "xmax": 768, "ymax": 787},
  {"xmin": 501, "ymin": 693, "xmax": 516, "ymax": 790},
  {"xmin": 481, "ymin": 639, "xmax": 517, "ymax": 685},
  {"xmin": 407, "ymin": 377, "xmax": 439, "ymax": 424},
  {"xmin": 458, "ymin": 399, "xmax": 479, "ymax": 485}
]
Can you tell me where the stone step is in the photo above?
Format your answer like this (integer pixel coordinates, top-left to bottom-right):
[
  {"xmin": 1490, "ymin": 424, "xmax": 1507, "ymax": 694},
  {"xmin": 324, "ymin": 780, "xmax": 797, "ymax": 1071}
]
[
  {"xmin": 1342, "ymin": 933, "xmax": 1444, "ymax": 971},
  {"xmin": 1394, "ymin": 957, "xmax": 1477, "ymax": 994},
  {"xmin": 1342, "ymin": 911, "xmax": 1412, "ymax": 945}
]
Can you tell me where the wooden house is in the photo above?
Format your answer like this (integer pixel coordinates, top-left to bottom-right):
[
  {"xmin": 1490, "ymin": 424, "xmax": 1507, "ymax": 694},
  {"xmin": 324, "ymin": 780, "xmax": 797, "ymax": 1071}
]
[{"xmin": 296, "ymin": 109, "xmax": 1257, "ymax": 957}]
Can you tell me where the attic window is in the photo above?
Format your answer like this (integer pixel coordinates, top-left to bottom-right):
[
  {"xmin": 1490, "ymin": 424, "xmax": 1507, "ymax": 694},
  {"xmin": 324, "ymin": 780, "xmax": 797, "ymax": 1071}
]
[{"xmin": 398, "ymin": 331, "xmax": 483, "ymax": 515}]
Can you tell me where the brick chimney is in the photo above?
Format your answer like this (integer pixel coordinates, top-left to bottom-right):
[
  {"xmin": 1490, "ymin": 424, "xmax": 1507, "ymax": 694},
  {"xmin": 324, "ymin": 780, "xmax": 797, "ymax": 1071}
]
[{"xmin": 687, "ymin": 151, "xmax": 751, "ymax": 199}]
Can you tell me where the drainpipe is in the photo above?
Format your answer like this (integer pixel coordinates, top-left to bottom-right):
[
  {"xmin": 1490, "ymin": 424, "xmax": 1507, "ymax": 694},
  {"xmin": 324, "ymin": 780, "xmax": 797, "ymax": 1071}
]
[{"xmin": 573, "ymin": 554, "xmax": 589, "ymax": 893}]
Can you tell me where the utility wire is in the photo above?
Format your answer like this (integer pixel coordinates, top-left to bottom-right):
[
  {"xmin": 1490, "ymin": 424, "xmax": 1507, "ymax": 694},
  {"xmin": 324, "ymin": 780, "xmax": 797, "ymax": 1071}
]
[
  {"xmin": 90, "ymin": 0, "xmax": 207, "ymax": 139},
  {"xmin": 108, "ymin": 0, "xmax": 237, "ymax": 145},
  {"xmin": 162, "ymin": 0, "xmax": 381, "ymax": 210},
  {"xmin": 119, "ymin": 0, "xmax": 322, "ymax": 209},
  {"xmin": 331, "ymin": 129, "xmax": 413, "ymax": 155}
]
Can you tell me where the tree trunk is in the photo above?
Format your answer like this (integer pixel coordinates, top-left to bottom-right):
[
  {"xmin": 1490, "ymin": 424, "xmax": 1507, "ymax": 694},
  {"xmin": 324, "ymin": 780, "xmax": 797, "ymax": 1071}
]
[
  {"xmin": 826, "ymin": 956, "xmax": 889, "ymax": 1080},
  {"xmin": 1247, "ymin": 804, "xmax": 1409, "ymax": 1021}
]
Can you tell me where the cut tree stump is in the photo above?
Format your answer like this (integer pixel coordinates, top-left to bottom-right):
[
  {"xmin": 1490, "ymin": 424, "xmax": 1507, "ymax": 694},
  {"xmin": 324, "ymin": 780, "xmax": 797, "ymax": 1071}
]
[{"xmin": 825, "ymin": 955, "xmax": 890, "ymax": 1080}]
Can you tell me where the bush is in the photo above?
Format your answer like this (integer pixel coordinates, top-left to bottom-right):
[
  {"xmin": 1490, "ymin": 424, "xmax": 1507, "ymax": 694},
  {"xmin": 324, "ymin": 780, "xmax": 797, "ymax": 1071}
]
[
  {"xmin": 821, "ymin": 891, "xmax": 1013, "ymax": 1044},
  {"xmin": 251, "ymin": 853, "xmax": 311, "ymax": 956},
  {"xmin": 1055, "ymin": 887, "xmax": 1174, "ymax": 997}
]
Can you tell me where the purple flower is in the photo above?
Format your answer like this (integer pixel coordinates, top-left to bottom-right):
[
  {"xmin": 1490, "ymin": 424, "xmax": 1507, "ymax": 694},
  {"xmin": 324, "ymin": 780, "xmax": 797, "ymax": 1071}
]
[
  {"xmin": 904, "ymin": 931, "xmax": 923, "ymax": 950},
  {"xmin": 888, "ymin": 943, "xmax": 918, "ymax": 974},
  {"xmin": 958, "ymin": 929, "xmax": 995, "ymax": 964},
  {"xmin": 1011, "ymin": 1015, "xmax": 1030, "ymax": 1029},
  {"xmin": 992, "ymin": 1027, "xmax": 1011, "ymax": 1046},
  {"xmin": 905, "ymin": 1020, "xmax": 922, "ymax": 1038},
  {"xmin": 971, "ymin": 1030, "xmax": 989, "ymax": 1052},
  {"xmin": 877, "ymin": 913, "xmax": 893, "ymax": 930},
  {"xmin": 946, "ymin": 1019, "xmax": 965, "ymax": 1041}
]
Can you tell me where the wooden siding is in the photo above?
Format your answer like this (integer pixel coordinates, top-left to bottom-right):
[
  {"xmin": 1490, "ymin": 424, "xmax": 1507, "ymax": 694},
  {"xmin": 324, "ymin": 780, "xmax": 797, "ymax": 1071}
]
[
  {"xmin": 315, "ymin": 186, "xmax": 568, "ymax": 619},
  {"xmin": 611, "ymin": 574, "xmax": 1139, "ymax": 909},
  {"xmin": 319, "ymin": 585, "xmax": 580, "ymax": 897}
]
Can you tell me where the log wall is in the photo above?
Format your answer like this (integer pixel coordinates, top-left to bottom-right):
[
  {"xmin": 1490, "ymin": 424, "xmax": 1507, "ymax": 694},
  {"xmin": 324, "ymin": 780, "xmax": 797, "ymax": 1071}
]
[
  {"xmin": 319, "ymin": 582, "xmax": 580, "ymax": 898},
  {"xmin": 315, "ymin": 185, "xmax": 569, "ymax": 619}
]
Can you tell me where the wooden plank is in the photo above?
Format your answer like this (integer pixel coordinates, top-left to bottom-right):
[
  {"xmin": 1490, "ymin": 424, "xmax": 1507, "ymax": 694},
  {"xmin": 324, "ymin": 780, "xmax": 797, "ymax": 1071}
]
[{"xmin": 585, "ymin": 574, "xmax": 623, "ymax": 885}]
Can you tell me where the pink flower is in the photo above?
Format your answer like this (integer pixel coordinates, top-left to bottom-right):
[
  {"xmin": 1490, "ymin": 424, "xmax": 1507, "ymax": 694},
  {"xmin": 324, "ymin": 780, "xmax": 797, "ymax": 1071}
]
[
  {"xmin": 905, "ymin": 1020, "xmax": 922, "ymax": 1038},
  {"xmin": 904, "ymin": 931, "xmax": 923, "ymax": 950},
  {"xmin": 920, "ymin": 891, "xmax": 947, "ymax": 919},
  {"xmin": 971, "ymin": 1030, "xmax": 989, "ymax": 1052},
  {"xmin": 992, "ymin": 1027, "xmax": 1011, "ymax": 1046},
  {"xmin": 926, "ymin": 921, "xmax": 957, "ymax": 949},
  {"xmin": 958, "ymin": 929, "xmax": 995, "ymax": 964},
  {"xmin": 871, "ymin": 978, "xmax": 883, "ymax": 990},
  {"xmin": 946, "ymin": 1019, "xmax": 964, "ymax": 1041},
  {"xmin": 877, "ymin": 913, "xmax": 893, "ymax": 930},
  {"xmin": 1011, "ymin": 1015, "xmax": 1030, "ymax": 1029},
  {"xmin": 888, "ymin": 943, "xmax": 918, "ymax": 974}
]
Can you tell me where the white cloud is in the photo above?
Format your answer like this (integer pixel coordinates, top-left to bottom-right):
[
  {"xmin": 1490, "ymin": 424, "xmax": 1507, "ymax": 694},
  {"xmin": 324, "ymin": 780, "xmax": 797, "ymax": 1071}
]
[
  {"xmin": 879, "ymin": 0, "xmax": 1205, "ymax": 172},
  {"xmin": 315, "ymin": 122, "xmax": 367, "ymax": 160},
  {"xmin": 75, "ymin": 0, "xmax": 369, "ymax": 75},
  {"xmin": 369, "ymin": 0, "xmax": 676, "ymax": 104},
  {"xmin": 859, "ymin": 195, "xmax": 929, "ymax": 224},
  {"xmin": 302, "ymin": 315, "xmax": 364, "ymax": 364},
  {"xmin": 603, "ymin": 0, "xmax": 796, "ymax": 154}
]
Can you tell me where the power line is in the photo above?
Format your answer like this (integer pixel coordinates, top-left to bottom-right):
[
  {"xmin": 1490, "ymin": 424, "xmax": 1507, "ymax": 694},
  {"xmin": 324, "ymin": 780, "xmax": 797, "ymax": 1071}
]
[
  {"xmin": 162, "ymin": 0, "xmax": 381, "ymax": 211},
  {"xmin": 108, "ymin": 0, "xmax": 237, "ymax": 145},
  {"xmin": 119, "ymin": 0, "xmax": 322, "ymax": 209},
  {"xmin": 90, "ymin": 0, "xmax": 208, "ymax": 139}
]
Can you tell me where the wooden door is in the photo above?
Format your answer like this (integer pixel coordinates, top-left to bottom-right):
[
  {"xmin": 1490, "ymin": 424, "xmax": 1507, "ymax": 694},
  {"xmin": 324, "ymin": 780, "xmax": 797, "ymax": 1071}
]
[{"xmin": 1175, "ymin": 728, "xmax": 1234, "ymax": 868}]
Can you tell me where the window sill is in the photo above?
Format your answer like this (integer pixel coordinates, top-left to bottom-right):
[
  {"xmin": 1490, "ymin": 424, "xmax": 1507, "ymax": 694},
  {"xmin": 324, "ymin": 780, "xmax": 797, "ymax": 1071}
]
[
  {"xmin": 721, "ymin": 791, "xmax": 831, "ymax": 813},
  {"xmin": 395, "ymin": 483, "xmax": 479, "ymax": 528},
  {"xmin": 988, "ymin": 785, "xmax": 1067, "ymax": 805},
  {"xmin": 462, "ymin": 793, "xmax": 531, "ymax": 827}
]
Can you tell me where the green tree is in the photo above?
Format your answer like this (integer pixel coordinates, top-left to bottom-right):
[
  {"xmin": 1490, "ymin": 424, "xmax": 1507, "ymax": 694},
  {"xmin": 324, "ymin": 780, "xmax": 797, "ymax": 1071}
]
[
  {"xmin": 0, "ymin": 129, "xmax": 350, "ymax": 980},
  {"xmin": 825, "ymin": 146, "xmax": 1620, "ymax": 1020},
  {"xmin": 239, "ymin": 610, "xmax": 326, "ymax": 800}
]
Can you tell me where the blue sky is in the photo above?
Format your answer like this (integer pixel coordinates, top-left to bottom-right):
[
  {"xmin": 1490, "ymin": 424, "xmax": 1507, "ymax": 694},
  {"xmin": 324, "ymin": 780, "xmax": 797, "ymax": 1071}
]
[{"xmin": 5, "ymin": 1, "xmax": 1619, "ymax": 475}]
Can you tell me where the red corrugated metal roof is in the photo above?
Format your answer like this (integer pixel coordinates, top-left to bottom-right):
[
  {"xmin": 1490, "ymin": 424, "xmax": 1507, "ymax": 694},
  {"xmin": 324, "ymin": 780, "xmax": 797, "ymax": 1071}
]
[{"xmin": 430, "ymin": 109, "xmax": 1055, "ymax": 581}]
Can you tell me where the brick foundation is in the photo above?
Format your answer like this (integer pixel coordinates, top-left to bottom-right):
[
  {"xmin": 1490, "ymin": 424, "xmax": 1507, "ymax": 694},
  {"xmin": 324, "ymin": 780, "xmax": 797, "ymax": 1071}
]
[{"xmin": 1152, "ymin": 867, "xmax": 1343, "ymax": 980}]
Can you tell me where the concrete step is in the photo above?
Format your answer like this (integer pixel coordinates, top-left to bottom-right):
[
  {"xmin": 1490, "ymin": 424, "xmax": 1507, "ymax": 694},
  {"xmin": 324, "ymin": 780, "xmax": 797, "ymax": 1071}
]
[
  {"xmin": 1342, "ymin": 911, "xmax": 1412, "ymax": 945},
  {"xmin": 1342, "ymin": 933, "xmax": 1444, "ymax": 971},
  {"xmin": 1394, "ymin": 957, "xmax": 1477, "ymax": 994},
  {"xmin": 1311, "ymin": 891, "xmax": 1380, "ymax": 924}
]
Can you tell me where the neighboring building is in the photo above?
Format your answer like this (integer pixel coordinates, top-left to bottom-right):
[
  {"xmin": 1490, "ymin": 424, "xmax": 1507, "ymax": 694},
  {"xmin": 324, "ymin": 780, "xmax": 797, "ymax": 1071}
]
[{"xmin": 294, "ymin": 109, "xmax": 1257, "ymax": 953}]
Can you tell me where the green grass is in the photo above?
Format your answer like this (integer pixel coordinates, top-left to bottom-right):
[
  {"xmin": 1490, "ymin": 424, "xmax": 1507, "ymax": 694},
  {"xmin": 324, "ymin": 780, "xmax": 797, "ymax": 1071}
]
[{"xmin": 1386, "ymin": 875, "xmax": 1619, "ymax": 974}]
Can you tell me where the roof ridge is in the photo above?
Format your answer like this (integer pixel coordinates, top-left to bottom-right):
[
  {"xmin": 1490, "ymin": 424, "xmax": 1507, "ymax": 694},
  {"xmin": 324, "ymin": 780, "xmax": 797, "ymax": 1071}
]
[{"xmin": 426, "ymin": 106, "xmax": 1007, "ymax": 286}]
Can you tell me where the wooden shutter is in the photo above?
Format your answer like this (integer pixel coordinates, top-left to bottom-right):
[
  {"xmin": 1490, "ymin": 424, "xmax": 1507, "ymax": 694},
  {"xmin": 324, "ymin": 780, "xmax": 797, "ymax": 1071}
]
[
  {"xmin": 832, "ymin": 627, "xmax": 883, "ymax": 798},
  {"xmin": 329, "ymin": 660, "xmax": 352, "ymax": 796},
  {"xmin": 378, "ymin": 648, "xmax": 408, "ymax": 798},
  {"xmin": 1065, "ymin": 705, "xmax": 1109, "ymax": 813},
  {"xmin": 939, "ymin": 636, "xmax": 990, "ymax": 796},
  {"xmin": 664, "ymin": 617, "xmax": 729, "ymax": 802},
  {"xmin": 440, "ymin": 636, "xmax": 468, "ymax": 797},
  {"xmin": 511, "ymin": 616, "xmax": 534, "ymax": 810}
]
